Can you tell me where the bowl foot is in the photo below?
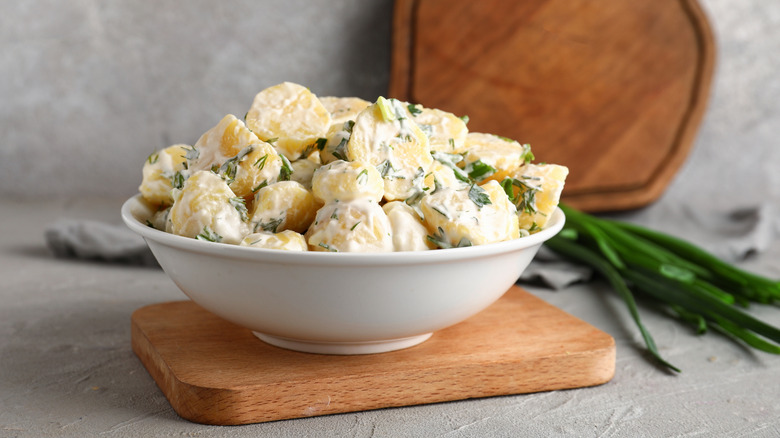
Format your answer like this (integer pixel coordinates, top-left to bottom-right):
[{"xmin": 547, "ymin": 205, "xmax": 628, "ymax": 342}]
[{"xmin": 252, "ymin": 332, "xmax": 433, "ymax": 355}]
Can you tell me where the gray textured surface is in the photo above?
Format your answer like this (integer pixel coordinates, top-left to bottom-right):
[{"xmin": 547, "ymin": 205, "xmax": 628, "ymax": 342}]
[
  {"xmin": 2, "ymin": 0, "xmax": 780, "ymax": 436},
  {"xmin": 1, "ymin": 0, "xmax": 392, "ymax": 198}
]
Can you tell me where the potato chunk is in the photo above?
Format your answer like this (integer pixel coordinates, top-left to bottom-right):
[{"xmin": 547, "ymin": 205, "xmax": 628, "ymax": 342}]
[
  {"xmin": 305, "ymin": 200, "xmax": 393, "ymax": 252},
  {"xmin": 290, "ymin": 155, "xmax": 322, "ymax": 191},
  {"xmin": 462, "ymin": 133, "xmax": 534, "ymax": 183},
  {"xmin": 139, "ymin": 144, "xmax": 189, "ymax": 207},
  {"xmin": 383, "ymin": 201, "xmax": 433, "ymax": 251},
  {"xmin": 421, "ymin": 180, "xmax": 519, "ymax": 247},
  {"xmin": 218, "ymin": 141, "xmax": 284, "ymax": 199},
  {"xmin": 319, "ymin": 96, "xmax": 370, "ymax": 126},
  {"xmin": 245, "ymin": 82, "xmax": 332, "ymax": 160},
  {"xmin": 319, "ymin": 121, "xmax": 352, "ymax": 165},
  {"xmin": 239, "ymin": 230, "xmax": 308, "ymax": 251},
  {"xmin": 169, "ymin": 170, "xmax": 249, "ymax": 244},
  {"xmin": 188, "ymin": 114, "xmax": 261, "ymax": 173},
  {"xmin": 311, "ymin": 160, "xmax": 384, "ymax": 204},
  {"xmin": 410, "ymin": 106, "xmax": 469, "ymax": 153},
  {"xmin": 508, "ymin": 163, "xmax": 569, "ymax": 232},
  {"xmin": 347, "ymin": 98, "xmax": 433, "ymax": 202},
  {"xmin": 250, "ymin": 181, "xmax": 321, "ymax": 234}
]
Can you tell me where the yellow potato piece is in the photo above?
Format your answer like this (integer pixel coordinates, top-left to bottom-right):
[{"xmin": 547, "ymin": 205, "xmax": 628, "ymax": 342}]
[
  {"xmin": 290, "ymin": 155, "xmax": 322, "ymax": 191},
  {"xmin": 320, "ymin": 122, "xmax": 352, "ymax": 165},
  {"xmin": 226, "ymin": 141, "xmax": 283, "ymax": 199},
  {"xmin": 149, "ymin": 206, "xmax": 172, "ymax": 233},
  {"xmin": 383, "ymin": 201, "xmax": 434, "ymax": 251},
  {"xmin": 169, "ymin": 170, "xmax": 248, "ymax": 244},
  {"xmin": 411, "ymin": 106, "xmax": 469, "ymax": 153},
  {"xmin": 429, "ymin": 160, "xmax": 468, "ymax": 190},
  {"xmin": 462, "ymin": 132, "xmax": 533, "ymax": 183},
  {"xmin": 188, "ymin": 114, "xmax": 261, "ymax": 173},
  {"xmin": 311, "ymin": 160, "xmax": 384, "ymax": 204},
  {"xmin": 139, "ymin": 144, "xmax": 189, "ymax": 207},
  {"xmin": 306, "ymin": 200, "xmax": 393, "ymax": 253},
  {"xmin": 421, "ymin": 180, "xmax": 519, "ymax": 246},
  {"xmin": 239, "ymin": 230, "xmax": 308, "ymax": 251},
  {"xmin": 250, "ymin": 181, "xmax": 321, "ymax": 234},
  {"xmin": 245, "ymin": 82, "xmax": 332, "ymax": 160},
  {"xmin": 347, "ymin": 98, "xmax": 433, "ymax": 201},
  {"xmin": 319, "ymin": 96, "xmax": 370, "ymax": 126},
  {"xmin": 509, "ymin": 163, "xmax": 569, "ymax": 232}
]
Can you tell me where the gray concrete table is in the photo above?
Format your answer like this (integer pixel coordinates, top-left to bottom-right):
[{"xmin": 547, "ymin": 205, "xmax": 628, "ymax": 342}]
[{"xmin": 1, "ymin": 196, "xmax": 779, "ymax": 437}]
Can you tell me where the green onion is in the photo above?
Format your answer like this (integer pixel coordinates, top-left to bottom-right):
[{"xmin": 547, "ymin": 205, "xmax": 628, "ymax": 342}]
[{"xmin": 544, "ymin": 204, "xmax": 780, "ymax": 372}]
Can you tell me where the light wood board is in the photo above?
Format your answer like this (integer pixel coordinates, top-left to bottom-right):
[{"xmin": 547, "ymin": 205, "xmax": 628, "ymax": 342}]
[
  {"xmin": 389, "ymin": 0, "xmax": 715, "ymax": 212},
  {"xmin": 131, "ymin": 286, "xmax": 615, "ymax": 425}
]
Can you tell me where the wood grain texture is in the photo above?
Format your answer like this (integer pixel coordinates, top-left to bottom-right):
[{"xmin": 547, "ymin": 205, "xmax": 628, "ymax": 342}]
[
  {"xmin": 131, "ymin": 286, "xmax": 615, "ymax": 425},
  {"xmin": 389, "ymin": 0, "xmax": 714, "ymax": 212}
]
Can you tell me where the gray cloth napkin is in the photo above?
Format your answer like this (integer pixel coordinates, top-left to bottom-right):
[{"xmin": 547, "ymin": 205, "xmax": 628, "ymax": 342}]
[{"xmin": 45, "ymin": 219, "xmax": 158, "ymax": 267}]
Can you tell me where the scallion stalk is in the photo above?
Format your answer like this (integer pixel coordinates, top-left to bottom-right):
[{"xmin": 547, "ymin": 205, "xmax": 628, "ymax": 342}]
[{"xmin": 544, "ymin": 204, "xmax": 780, "ymax": 372}]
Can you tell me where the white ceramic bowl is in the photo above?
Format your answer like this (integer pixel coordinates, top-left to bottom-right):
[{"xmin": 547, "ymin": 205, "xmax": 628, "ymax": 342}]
[{"xmin": 121, "ymin": 194, "xmax": 564, "ymax": 354}]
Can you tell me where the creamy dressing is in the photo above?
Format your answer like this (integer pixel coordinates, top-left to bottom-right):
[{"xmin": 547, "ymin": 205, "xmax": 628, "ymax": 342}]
[
  {"xmin": 306, "ymin": 199, "xmax": 393, "ymax": 253},
  {"xmin": 383, "ymin": 201, "xmax": 431, "ymax": 251},
  {"xmin": 169, "ymin": 171, "xmax": 248, "ymax": 244},
  {"xmin": 421, "ymin": 181, "xmax": 518, "ymax": 245}
]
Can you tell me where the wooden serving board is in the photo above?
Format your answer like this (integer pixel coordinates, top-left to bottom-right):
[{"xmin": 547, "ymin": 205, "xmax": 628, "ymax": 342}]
[
  {"xmin": 390, "ymin": 0, "xmax": 715, "ymax": 212},
  {"xmin": 131, "ymin": 286, "xmax": 615, "ymax": 425}
]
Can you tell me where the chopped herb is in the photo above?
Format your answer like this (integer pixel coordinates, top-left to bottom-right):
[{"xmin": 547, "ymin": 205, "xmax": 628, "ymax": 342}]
[
  {"xmin": 251, "ymin": 180, "xmax": 268, "ymax": 193},
  {"xmin": 432, "ymin": 151, "xmax": 470, "ymax": 183},
  {"xmin": 332, "ymin": 137, "xmax": 349, "ymax": 161},
  {"xmin": 147, "ymin": 152, "xmax": 159, "ymax": 165},
  {"xmin": 266, "ymin": 137, "xmax": 279, "ymax": 145},
  {"xmin": 520, "ymin": 143, "xmax": 535, "ymax": 164},
  {"xmin": 449, "ymin": 138, "xmax": 456, "ymax": 149},
  {"xmin": 376, "ymin": 159, "xmax": 397, "ymax": 178},
  {"xmin": 171, "ymin": 170, "xmax": 186, "ymax": 189},
  {"xmin": 426, "ymin": 227, "xmax": 472, "ymax": 249},
  {"xmin": 356, "ymin": 168, "xmax": 369, "ymax": 185},
  {"xmin": 318, "ymin": 242, "xmax": 338, "ymax": 252},
  {"xmin": 219, "ymin": 146, "xmax": 254, "ymax": 183},
  {"xmin": 350, "ymin": 222, "xmax": 361, "ymax": 231},
  {"xmin": 343, "ymin": 120, "xmax": 355, "ymax": 133},
  {"xmin": 407, "ymin": 103, "xmax": 423, "ymax": 116},
  {"xmin": 431, "ymin": 206, "xmax": 449, "ymax": 219},
  {"xmin": 183, "ymin": 146, "xmax": 199, "ymax": 161},
  {"xmin": 210, "ymin": 164, "xmax": 220, "ymax": 173},
  {"xmin": 145, "ymin": 219, "xmax": 154, "ymax": 228},
  {"xmin": 419, "ymin": 123, "xmax": 434, "ymax": 138},
  {"xmin": 229, "ymin": 197, "xmax": 249, "ymax": 221},
  {"xmin": 501, "ymin": 177, "xmax": 540, "ymax": 214},
  {"xmin": 404, "ymin": 167, "xmax": 427, "ymax": 206},
  {"xmin": 468, "ymin": 183, "xmax": 492, "ymax": 208},
  {"xmin": 331, "ymin": 209, "xmax": 339, "ymax": 220},
  {"xmin": 528, "ymin": 222, "xmax": 541, "ymax": 233},
  {"xmin": 196, "ymin": 226, "xmax": 222, "ymax": 242},
  {"xmin": 459, "ymin": 115, "xmax": 470, "ymax": 124},
  {"xmin": 464, "ymin": 160, "xmax": 496, "ymax": 182},
  {"xmin": 278, "ymin": 154, "xmax": 293, "ymax": 181},
  {"xmin": 255, "ymin": 216, "xmax": 283, "ymax": 233},
  {"xmin": 314, "ymin": 137, "xmax": 328, "ymax": 151},
  {"xmin": 254, "ymin": 154, "xmax": 269, "ymax": 170}
]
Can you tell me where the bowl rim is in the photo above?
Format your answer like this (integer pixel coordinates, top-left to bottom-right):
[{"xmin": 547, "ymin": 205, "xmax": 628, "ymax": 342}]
[{"xmin": 121, "ymin": 194, "xmax": 565, "ymax": 266}]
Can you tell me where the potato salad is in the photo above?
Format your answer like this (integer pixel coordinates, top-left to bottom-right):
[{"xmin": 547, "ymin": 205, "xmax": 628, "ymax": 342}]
[{"xmin": 138, "ymin": 82, "xmax": 568, "ymax": 252}]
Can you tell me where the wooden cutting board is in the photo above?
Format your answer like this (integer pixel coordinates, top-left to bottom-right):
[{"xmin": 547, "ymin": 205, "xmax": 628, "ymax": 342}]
[
  {"xmin": 131, "ymin": 286, "xmax": 615, "ymax": 425},
  {"xmin": 389, "ymin": 0, "xmax": 715, "ymax": 212}
]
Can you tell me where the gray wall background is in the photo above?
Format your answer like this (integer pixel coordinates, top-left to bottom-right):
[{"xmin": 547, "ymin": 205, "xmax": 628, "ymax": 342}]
[{"xmin": 2, "ymin": 0, "xmax": 779, "ymax": 209}]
